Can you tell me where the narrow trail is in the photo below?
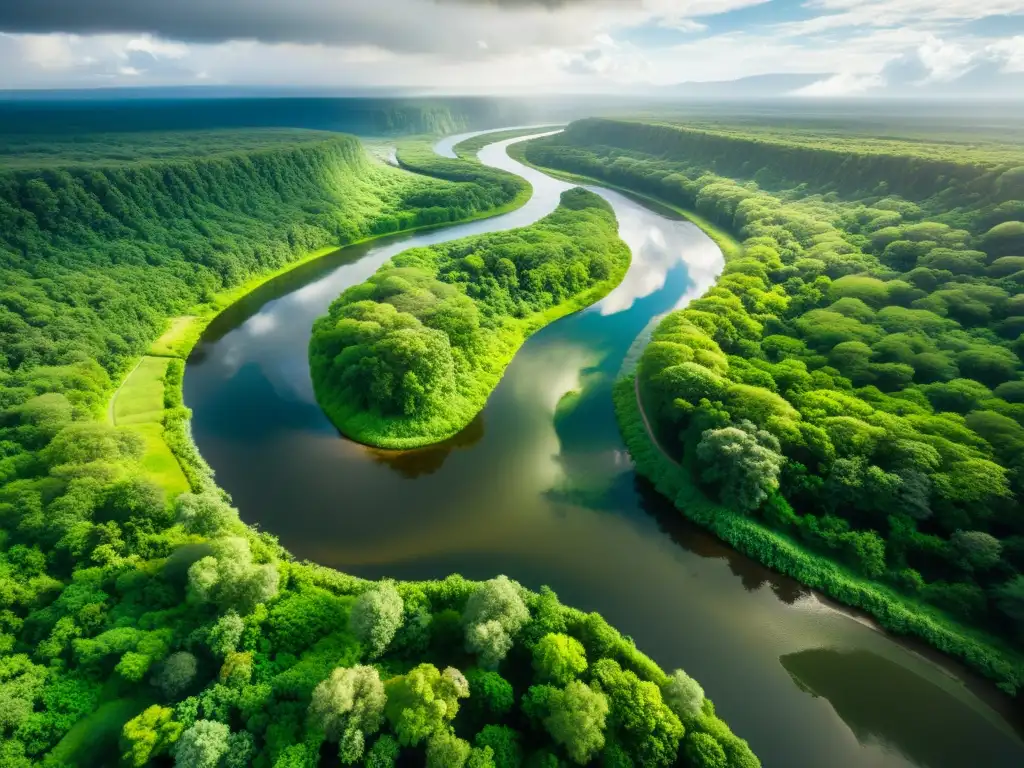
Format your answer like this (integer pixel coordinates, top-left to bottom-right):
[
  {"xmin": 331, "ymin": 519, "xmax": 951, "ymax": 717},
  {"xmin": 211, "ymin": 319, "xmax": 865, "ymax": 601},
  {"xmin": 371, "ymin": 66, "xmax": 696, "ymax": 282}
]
[
  {"xmin": 634, "ymin": 373, "xmax": 680, "ymax": 467},
  {"xmin": 107, "ymin": 356, "xmax": 145, "ymax": 425}
]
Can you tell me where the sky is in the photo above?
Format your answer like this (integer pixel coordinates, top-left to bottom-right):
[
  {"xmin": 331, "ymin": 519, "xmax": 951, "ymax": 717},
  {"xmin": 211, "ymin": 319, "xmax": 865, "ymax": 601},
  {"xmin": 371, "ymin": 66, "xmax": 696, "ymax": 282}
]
[{"xmin": 0, "ymin": 0, "xmax": 1022, "ymax": 97}]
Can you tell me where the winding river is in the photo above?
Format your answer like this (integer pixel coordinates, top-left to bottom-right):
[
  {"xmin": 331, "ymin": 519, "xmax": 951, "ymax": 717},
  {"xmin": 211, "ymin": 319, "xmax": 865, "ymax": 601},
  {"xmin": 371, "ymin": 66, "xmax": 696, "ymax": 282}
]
[{"xmin": 185, "ymin": 130, "xmax": 1024, "ymax": 767}]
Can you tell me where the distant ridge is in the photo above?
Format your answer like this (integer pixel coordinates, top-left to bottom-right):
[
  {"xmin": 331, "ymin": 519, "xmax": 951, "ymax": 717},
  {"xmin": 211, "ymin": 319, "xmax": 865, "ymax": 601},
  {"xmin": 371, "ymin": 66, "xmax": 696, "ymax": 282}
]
[{"xmin": 654, "ymin": 73, "xmax": 830, "ymax": 99}]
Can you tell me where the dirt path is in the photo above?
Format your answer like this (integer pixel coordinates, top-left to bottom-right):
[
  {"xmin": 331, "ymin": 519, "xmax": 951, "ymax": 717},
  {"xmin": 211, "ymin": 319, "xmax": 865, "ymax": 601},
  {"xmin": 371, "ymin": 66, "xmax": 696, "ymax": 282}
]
[
  {"xmin": 633, "ymin": 374, "xmax": 680, "ymax": 467},
  {"xmin": 108, "ymin": 356, "xmax": 145, "ymax": 425}
]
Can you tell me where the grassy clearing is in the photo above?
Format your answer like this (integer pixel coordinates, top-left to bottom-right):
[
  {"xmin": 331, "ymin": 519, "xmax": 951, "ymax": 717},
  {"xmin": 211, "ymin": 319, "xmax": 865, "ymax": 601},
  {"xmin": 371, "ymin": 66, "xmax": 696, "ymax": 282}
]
[
  {"xmin": 110, "ymin": 356, "xmax": 190, "ymax": 497},
  {"xmin": 148, "ymin": 316, "xmax": 199, "ymax": 358},
  {"xmin": 107, "ymin": 135, "xmax": 539, "ymax": 494}
]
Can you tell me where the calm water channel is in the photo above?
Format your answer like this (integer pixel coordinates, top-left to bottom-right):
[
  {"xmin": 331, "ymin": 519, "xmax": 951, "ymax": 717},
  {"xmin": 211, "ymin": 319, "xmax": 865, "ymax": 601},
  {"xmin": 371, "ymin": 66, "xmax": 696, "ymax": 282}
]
[{"xmin": 185, "ymin": 130, "xmax": 1024, "ymax": 767}]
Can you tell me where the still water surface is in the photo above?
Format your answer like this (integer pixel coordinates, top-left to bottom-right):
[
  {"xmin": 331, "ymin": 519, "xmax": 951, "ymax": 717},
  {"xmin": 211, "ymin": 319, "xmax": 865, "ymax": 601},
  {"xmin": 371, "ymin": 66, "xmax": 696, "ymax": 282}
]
[{"xmin": 185, "ymin": 131, "xmax": 1024, "ymax": 767}]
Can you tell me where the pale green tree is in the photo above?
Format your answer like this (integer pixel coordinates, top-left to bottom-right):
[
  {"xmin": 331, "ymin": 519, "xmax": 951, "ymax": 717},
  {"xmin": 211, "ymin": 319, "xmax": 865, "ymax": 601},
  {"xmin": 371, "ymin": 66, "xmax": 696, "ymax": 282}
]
[
  {"xmin": 308, "ymin": 665, "xmax": 386, "ymax": 764},
  {"xmin": 542, "ymin": 681, "xmax": 609, "ymax": 765},
  {"xmin": 426, "ymin": 730, "xmax": 471, "ymax": 768},
  {"xmin": 154, "ymin": 651, "xmax": 197, "ymax": 699},
  {"xmin": 174, "ymin": 720, "xmax": 230, "ymax": 768},
  {"xmin": 349, "ymin": 581, "xmax": 404, "ymax": 659},
  {"xmin": 462, "ymin": 576, "xmax": 530, "ymax": 669},
  {"xmin": 696, "ymin": 420, "xmax": 784, "ymax": 512},
  {"xmin": 662, "ymin": 669, "xmax": 705, "ymax": 721},
  {"xmin": 207, "ymin": 611, "xmax": 244, "ymax": 659},
  {"xmin": 188, "ymin": 537, "xmax": 279, "ymax": 613}
]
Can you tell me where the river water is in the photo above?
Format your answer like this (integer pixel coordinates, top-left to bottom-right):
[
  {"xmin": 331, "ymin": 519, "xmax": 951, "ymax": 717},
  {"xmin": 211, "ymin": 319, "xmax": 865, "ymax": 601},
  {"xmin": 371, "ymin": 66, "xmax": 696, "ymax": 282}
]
[{"xmin": 184, "ymin": 130, "xmax": 1024, "ymax": 767}]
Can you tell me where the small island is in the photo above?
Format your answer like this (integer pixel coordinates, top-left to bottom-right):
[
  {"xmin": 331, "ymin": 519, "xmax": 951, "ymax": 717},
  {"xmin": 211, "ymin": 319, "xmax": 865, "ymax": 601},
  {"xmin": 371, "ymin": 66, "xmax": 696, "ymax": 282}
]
[{"xmin": 309, "ymin": 188, "xmax": 631, "ymax": 448}]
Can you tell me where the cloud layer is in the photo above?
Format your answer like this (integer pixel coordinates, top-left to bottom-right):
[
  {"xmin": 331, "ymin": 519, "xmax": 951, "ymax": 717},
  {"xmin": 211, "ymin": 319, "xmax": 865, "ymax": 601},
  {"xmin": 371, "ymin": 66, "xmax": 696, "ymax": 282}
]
[{"xmin": 0, "ymin": 0, "xmax": 1021, "ymax": 95}]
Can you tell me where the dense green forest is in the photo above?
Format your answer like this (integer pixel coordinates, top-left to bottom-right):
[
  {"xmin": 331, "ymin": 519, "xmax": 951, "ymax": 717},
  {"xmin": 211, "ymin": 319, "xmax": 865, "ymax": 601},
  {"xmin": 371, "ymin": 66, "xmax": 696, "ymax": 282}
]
[
  {"xmin": 0, "ymin": 129, "xmax": 525, "ymax": 380},
  {"xmin": 522, "ymin": 118, "xmax": 1024, "ymax": 693},
  {"xmin": 0, "ymin": 129, "xmax": 755, "ymax": 766},
  {"xmin": 0, "ymin": 97, "xmax": 529, "ymax": 142},
  {"xmin": 309, "ymin": 188, "xmax": 630, "ymax": 448},
  {"xmin": 448, "ymin": 127, "xmax": 562, "ymax": 161}
]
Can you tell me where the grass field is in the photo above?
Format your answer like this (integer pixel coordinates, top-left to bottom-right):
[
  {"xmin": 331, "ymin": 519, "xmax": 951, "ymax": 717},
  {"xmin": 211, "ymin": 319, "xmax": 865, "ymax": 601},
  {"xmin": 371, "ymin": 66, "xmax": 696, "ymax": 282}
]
[
  {"xmin": 110, "ymin": 356, "xmax": 190, "ymax": 497},
  {"xmin": 148, "ymin": 316, "xmax": 199, "ymax": 358}
]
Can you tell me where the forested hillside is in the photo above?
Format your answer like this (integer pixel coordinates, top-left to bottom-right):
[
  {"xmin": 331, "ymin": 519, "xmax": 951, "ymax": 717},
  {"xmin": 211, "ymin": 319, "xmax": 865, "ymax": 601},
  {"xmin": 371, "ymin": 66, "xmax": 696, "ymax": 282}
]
[
  {"xmin": 0, "ymin": 130, "xmax": 521, "ymax": 381},
  {"xmin": 0, "ymin": 97, "xmax": 525, "ymax": 141},
  {"xmin": 547, "ymin": 118, "xmax": 1024, "ymax": 209},
  {"xmin": 0, "ymin": 130, "xmax": 756, "ymax": 767},
  {"xmin": 309, "ymin": 188, "xmax": 630, "ymax": 448},
  {"xmin": 522, "ymin": 119, "xmax": 1024, "ymax": 693}
]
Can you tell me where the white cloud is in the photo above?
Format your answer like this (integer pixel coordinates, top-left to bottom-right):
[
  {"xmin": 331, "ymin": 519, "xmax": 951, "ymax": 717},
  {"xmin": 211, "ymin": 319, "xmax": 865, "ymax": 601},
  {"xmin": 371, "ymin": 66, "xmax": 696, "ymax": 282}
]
[
  {"xmin": 19, "ymin": 33, "xmax": 76, "ymax": 70},
  {"xmin": 126, "ymin": 34, "xmax": 188, "ymax": 60},
  {"xmin": 988, "ymin": 35, "xmax": 1024, "ymax": 72},
  {"xmin": 917, "ymin": 35, "xmax": 974, "ymax": 81},
  {"xmin": 779, "ymin": 0, "xmax": 1024, "ymax": 36},
  {"xmin": 792, "ymin": 71, "xmax": 884, "ymax": 96},
  {"xmin": 0, "ymin": 0, "xmax": 1020, "ymax": 94}
]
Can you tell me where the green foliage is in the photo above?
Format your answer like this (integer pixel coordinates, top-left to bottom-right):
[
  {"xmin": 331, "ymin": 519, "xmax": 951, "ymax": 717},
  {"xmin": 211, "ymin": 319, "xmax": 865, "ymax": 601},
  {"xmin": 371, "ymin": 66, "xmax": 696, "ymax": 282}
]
[
  {"xmin": 685, "ymin": 732, "xmax": 728, "ymax": 768},
  {"xmin": 662, "ymin": 669, "xmax": 705, "ymax": 722},
  {"xmin": 309, "ymin": 188, "xmax": 630, "ymax": 448},
  {"xmin": 207, "ymin": 611, "xmax": 244, "ymax": 659},
  {"xmin": 426, "ymin": 730, "xmax": 472, "ymax": 768},
  {"xmin": 539, "ymin": 681, "xmax": 609, "ymax": 765},
  {"xmin": 308, "ymin": 665, "xmax": 385, "ymax": 764},
  {"xmin": 174, "ymin": 719, "xmax": 230, "ymax": 768},
  {"xmin": 696, "ymin": 421, "xmax": 784, "ymax": 513},
  {"xmin": 349, "ymin": 581, "xmax": 405, "ymax": 659},
  {"xmin": 590, "ymin": 659, "xmax": 683, "ymax": 768},
  {"xmin": 527, "ymin": 118, "xmax": 1024, "ymax": 689},
  {"xmin": 475, "ymin": 725, "xmax": 523, "ymax": 768},
  {"xmin": 188, "ymin": 537, "xmax": 280, "ymax": 613},
  {"xmin": 365, "ymin": 734, "xmax": 401, "ymax": 768},
  {"xmin": 120, "ymin": 705, "xmax": 183, "ymax": 767},
  {"xmin": 154, "ymin": 652, "xmax": 198, "ymax": 699},
  {"xmin": 464, "ymin": 668, "xmax": 515, "ymax": 722},
  {"xmin": 532, "ymin": 633, "xmax": 588, "ymax": 686},
  {"xmin": 0, "ymin": 124, "xmax": 755, "ymax": 768},
  {"xmin": 384, "ymin": 664, "xmax": 469, "ymax": 746},
  {"xmin": 462, "ymin": 576, "xmax": 531, "ymax": 669}
]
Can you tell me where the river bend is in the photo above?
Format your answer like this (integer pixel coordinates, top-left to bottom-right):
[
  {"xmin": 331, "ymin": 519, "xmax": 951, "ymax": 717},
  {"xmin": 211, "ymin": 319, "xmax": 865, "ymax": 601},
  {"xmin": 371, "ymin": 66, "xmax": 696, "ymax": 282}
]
[{"xmin": 185, "ymin": 130, "xmax": 1024, "ymax": 768}]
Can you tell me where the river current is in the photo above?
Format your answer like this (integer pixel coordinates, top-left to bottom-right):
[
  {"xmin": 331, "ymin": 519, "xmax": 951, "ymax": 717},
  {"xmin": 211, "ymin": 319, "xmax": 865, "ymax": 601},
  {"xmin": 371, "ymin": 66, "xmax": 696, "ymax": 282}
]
[{"xmin": 185, "ymin": 130, "xmax": 1024, "ymax": 767}]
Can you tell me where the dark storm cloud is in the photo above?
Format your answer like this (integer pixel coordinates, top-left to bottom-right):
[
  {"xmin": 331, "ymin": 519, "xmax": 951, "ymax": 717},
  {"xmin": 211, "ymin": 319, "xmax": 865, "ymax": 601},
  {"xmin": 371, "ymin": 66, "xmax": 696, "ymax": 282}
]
[{"xmin": 0, "ymin": 0, "xmax": 628, "ymax": 52}]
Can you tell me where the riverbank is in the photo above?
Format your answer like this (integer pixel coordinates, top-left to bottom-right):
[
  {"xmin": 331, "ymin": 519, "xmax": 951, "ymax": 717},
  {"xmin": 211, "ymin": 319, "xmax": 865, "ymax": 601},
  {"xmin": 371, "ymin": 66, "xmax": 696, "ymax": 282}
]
[
  {"xmin": 517, "ymin": 138, "xmax": 1024, "ymax": 697},
  {"xmin": 183, "ymin": 128, "xmax": 1024, "ymax": 766},
  {"xmin": 505, "ymin": 140, "xmax": 743, "ymax": 261},
  {"xmin": 309, "ymin": 188, "xmax": 632, "ymax": 450},
  {"xmin": 105, "ymin": 143, "xmax": 536, "ymax": 494}
]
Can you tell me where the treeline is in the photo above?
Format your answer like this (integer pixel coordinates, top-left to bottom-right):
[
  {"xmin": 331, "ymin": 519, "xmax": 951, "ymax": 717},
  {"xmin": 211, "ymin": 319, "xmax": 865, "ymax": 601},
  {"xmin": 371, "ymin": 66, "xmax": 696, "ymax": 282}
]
[
  {"xmin": 0, "ymin": 130, "xmax": 757, "ymax": 766},
  {"xmin": 396, "ymin": 142, "xmax": 530, "ymax": 215},
  {"xmin": 551, "ymin": 118, "xmax": 1024, "ymax": 212},
  {"xmin": 1, "ymin": 435, "xmax": 757, "ymax": 768},
  {"xmin": 451, "ymin": 127, "xmax": 562, "ymax": 161},
  {"xmin": 522, "ymin": 121, "xmax": 1024, "ymax": 691},
  {"xmin": 0, "ymin": 130, "xmax": 520, "ymax": 382},
  {"xmin": 0, "ymin": 97, "xmax": 530, "ymax": 141},
  {"xmin": 309, "ymin": 188, "xmax": 630, "ymax": 448}
]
